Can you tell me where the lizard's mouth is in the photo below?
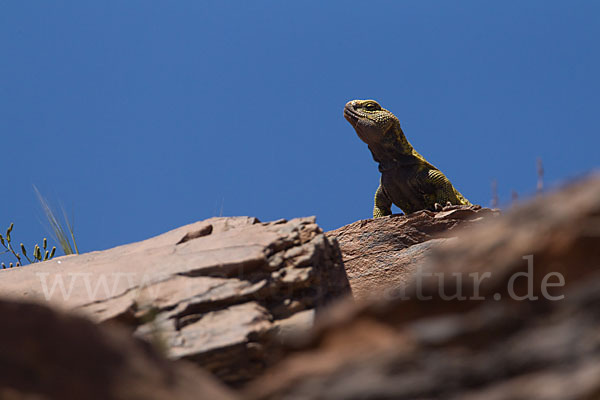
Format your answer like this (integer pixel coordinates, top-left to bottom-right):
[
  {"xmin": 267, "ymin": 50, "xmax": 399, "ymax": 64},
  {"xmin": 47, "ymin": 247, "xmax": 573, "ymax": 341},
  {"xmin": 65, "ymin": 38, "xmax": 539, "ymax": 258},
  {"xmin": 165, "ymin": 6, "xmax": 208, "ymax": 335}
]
[
  {"xmin": 343, "ymin": 105, "xmax": 360, "ymax": 127},
  {"xmin": 344, "ymin": 104, "xmax": 372, "ymax": 144}
]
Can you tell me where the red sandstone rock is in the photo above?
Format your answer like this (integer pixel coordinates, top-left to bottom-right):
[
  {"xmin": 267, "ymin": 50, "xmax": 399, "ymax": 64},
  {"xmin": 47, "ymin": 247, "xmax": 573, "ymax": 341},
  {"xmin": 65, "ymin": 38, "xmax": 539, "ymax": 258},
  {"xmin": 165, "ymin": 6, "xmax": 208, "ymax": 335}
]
[
  {"xmin": 246, "ymin": 174, "xmax": 600, "ymax": 400},
  {"xmin": 0, "ymin": 299, "xmax": 238, "ymax": 400},
  {"xmin": 0, "ymin": 216, "xmax": 351, "ymax": 387},
  {"xmin": 328, "ymin": 205, "xmax": 499, "ymax": 301}
]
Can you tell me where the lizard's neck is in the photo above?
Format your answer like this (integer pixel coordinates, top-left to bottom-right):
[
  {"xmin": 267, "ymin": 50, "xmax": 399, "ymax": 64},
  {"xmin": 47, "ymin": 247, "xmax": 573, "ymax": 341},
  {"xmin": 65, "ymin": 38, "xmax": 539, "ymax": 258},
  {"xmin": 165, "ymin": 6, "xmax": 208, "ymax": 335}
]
[{"xmin": 368, "ymin": 123, "xmax": 420, "ymax": 167}]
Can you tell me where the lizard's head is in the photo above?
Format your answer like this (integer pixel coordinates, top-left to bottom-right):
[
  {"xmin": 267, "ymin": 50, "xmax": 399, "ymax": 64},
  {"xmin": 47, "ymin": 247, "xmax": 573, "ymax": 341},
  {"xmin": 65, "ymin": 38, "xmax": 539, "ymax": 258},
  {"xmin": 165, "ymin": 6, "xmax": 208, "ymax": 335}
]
[{"xmin": 343, "ymin": 99, "xmax": 398, "ymax": 145}]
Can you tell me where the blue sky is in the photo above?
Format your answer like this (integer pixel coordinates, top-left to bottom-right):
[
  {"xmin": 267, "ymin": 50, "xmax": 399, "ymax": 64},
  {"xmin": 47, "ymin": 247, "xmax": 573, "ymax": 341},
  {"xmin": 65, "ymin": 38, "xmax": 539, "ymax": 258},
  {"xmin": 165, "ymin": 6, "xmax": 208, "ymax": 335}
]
[{"xmin": 1, "ymin": 1, "xmax": 599, "ymax": 257}]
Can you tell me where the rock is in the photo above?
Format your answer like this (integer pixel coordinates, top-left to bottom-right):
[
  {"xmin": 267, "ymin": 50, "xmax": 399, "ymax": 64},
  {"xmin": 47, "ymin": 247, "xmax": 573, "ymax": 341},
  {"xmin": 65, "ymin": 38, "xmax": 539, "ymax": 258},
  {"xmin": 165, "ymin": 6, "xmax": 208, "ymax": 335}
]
[
  {"xmin": 0, "ymin": 299, "xmax": 237, "ymax": 400},
  {"xmin": 327, "ymin": 205, "xmax": 499, "ymax": 301},
  {"xmin": 245, "ymin": 174, "xmax": 600, "ymax": 400},
  {"xmin": 0, "ymin": 216, "xmax": 351, "ymax": 387}
]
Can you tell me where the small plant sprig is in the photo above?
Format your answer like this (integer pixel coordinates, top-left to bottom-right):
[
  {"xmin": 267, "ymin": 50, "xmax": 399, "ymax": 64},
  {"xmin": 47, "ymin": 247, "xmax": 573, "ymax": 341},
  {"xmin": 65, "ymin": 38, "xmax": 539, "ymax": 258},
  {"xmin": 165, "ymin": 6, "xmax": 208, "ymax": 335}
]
[
  {"xmin": 34, "ymin": 186, "xmax": 79, "ymax": 256},
  {"xmin": 0, "ymin": 223, "xmax": 56, "ymax": 269}
]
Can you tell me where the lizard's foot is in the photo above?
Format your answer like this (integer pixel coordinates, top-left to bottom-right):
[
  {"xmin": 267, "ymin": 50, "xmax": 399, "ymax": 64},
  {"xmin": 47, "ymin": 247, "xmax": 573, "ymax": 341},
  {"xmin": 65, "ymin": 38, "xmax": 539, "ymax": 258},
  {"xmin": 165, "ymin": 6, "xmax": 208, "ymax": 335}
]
[{"xmin": 434, "ymin": 203, "xmax": 443, "ymax": 211}]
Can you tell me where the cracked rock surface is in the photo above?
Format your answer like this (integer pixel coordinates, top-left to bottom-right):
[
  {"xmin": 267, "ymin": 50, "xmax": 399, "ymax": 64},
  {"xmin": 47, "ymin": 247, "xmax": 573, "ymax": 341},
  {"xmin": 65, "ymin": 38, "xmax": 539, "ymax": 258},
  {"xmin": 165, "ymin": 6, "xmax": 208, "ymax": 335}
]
[
  {"xmin": 328, "ymin": 205, "xmax": 500, "ymax": 301},
  {"xmin": 0, "ymin": 216, "xmax": 351, "ymax": 387},
  {"xmin": 246, "ymin": 174, "xmax": 600, "ymax": 400}
]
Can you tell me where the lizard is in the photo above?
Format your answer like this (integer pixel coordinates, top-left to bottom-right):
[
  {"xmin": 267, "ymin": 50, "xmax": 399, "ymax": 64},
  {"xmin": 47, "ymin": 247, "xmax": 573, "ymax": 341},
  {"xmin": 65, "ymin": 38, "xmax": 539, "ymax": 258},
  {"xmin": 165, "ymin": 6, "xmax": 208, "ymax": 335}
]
[{"xmin": 343, "ymin": 99, "xmax": 471, "ymax": 218}]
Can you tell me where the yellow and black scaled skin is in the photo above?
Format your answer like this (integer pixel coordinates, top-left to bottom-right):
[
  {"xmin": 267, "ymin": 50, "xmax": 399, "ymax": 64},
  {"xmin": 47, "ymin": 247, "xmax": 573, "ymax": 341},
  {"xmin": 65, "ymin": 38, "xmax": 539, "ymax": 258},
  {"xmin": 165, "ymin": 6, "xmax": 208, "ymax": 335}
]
[{"xmin": 344, "ymin": 99, "xmax": 471, "ymax": 218}]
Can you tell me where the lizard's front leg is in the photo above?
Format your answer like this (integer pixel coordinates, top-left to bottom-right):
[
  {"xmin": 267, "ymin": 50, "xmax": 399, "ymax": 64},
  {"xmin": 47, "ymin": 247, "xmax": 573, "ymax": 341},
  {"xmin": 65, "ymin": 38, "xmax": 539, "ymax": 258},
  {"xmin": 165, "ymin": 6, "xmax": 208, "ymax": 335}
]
[{"xmin": 373, "ymin": 183, "xmax": 393, "ymax": 218}]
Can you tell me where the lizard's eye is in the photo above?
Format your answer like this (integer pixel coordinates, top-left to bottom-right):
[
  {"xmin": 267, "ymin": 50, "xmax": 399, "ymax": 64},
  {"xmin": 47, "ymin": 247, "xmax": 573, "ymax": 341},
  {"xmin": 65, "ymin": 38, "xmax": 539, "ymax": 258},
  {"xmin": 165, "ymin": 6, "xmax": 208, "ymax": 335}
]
[{"xmin": 364, "ymin": 103, "xmax": 381, "ymax": 111}]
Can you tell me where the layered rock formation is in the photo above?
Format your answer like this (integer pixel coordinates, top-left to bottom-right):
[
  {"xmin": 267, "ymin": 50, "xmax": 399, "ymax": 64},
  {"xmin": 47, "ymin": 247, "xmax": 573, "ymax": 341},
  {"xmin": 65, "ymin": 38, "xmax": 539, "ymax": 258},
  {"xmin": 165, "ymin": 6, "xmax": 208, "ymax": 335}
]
[
  {"xmin": 0, "ymin": 217, "xmax": 351, "ymax": 387},
  {"xmin": 246, "ymin": 174, "xmax": 600, "ymax": 400},
  {"xmin": 3, "ymin": 173, "xmax": 599, "ymax": 400},
  {"xmin": 328, "ymin": 205, "xmax": 499, "ymax": 301}
]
